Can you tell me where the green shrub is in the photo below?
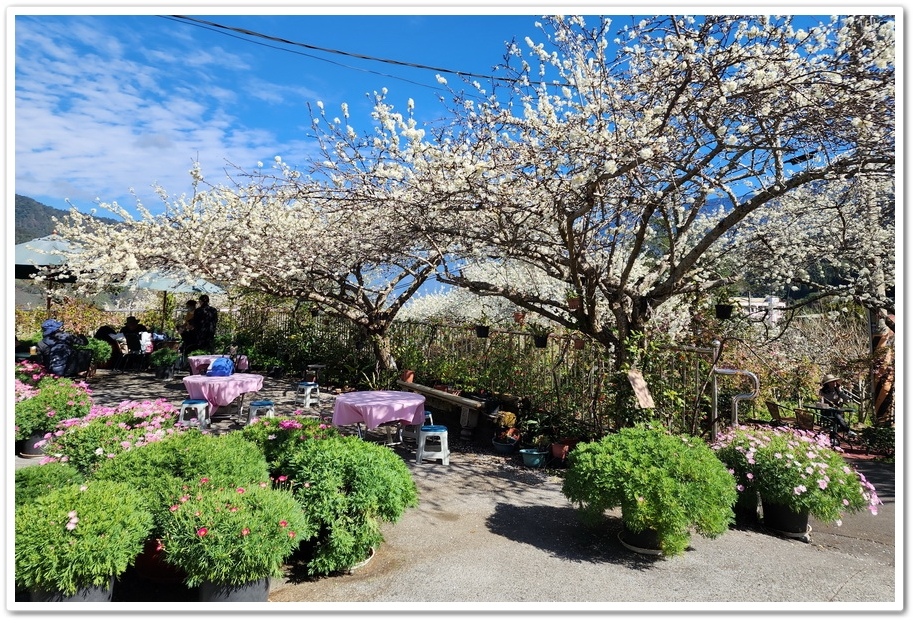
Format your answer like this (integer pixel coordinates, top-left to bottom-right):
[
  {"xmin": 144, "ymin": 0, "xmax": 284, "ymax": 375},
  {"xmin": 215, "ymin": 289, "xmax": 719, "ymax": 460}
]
[
  {"xmin": 15, "ymin": 480, "xmax": 154, "ymax": 596},
  {"xmin": 562, "ymin": 424, "xmax": 737, "ymax": 556},
  {"xmin": 79, "ymin": 337, "xmax": 113, "ymax": 366},
  {"xmin": 14, "ymin": 376, "xmax": 93, "ymax": 441},
  {"xmin": 860, "ymin": 426, "xmax": 895, "ymax": 458},
  {"xmin": 279, "ymin": 435, "xmax": 419, "ymax": 575},
  {"xmin": 160, "ymin": 479, "xmax": 314, "ymax": 587},
  {"xmin": 92, "ymin": 430, "xmax": 270, "ymax": 533},
  {"xmin": 239, "ymin": 414, "xmax": 340, "ymax": 469},
  {"xmin": 14, "ymin": 463, "xmax": 85, "ymax": 508},
  {"xmin": 41, "ymin": 399, "xmax": 181, "ymax": 476}
]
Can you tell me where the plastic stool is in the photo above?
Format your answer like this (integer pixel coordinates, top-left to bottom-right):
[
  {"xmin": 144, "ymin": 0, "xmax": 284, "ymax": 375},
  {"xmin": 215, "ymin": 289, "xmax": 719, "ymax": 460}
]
[
  {"xmin": 295, "ymin": 382, "xmax": 320, "ymax": 408},
  {"xmin": 416, "ymin": 424, "xmax": 449, "ymax": 465},
  {"xmin": 178, "ymin": 399, "xmax": 210, "ymax": 429},
  {"xmin": 400, "ymin": 410, "xmax": 434, "ymax": 445},
  {"xmin": 247, "ymin": 400, "xmax": 275, "ymax": 426}
]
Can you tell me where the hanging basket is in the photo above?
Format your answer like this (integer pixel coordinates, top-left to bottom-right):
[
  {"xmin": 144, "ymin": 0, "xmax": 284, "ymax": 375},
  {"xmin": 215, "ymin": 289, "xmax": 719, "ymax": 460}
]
[
  {"xmin": 715, "ymin": 304, "xmax": 734, "ymax": 320},
  {"xmin": 532, "ymin": 334, "xmax": 549, "ymax": 348},
  {"xmin": 474, "ymin": 325, "xmax": 490, "ymax": 338}
]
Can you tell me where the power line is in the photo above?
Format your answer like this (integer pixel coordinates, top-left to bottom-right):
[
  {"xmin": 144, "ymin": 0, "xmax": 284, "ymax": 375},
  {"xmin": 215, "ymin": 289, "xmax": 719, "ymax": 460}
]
[{"xmin": 165, "ymin": 15, "xmax": 515, "ymax": 86}]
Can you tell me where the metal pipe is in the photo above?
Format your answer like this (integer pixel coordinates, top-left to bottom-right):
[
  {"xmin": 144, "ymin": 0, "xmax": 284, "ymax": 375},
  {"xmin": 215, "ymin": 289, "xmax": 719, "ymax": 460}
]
[{"xmin": 713, "ymin": 367, "xmax": 760, "ymax": 427}]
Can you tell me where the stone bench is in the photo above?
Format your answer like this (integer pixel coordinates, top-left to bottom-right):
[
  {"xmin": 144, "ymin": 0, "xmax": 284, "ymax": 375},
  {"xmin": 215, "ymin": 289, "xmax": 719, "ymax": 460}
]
[{"xmin": 395, "ymin": 380, "xmax": 486, "ymax": 442}]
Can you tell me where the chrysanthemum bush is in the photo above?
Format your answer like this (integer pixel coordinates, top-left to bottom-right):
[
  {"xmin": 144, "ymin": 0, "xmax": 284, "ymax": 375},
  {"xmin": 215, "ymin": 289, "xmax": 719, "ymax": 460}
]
[
  {"xmin": 39, "ymin": 399, "xmax": 183, "ymax": 475},
  {"xmin": 15, "ymin": 360, "xmax": 49, "ymax": 386},
  {"xmin": 15, "ymin": 480, "xmax": 154, "ymax": 596},
  {"xmin": 712, "ymin": 426, "xmax": 881, "ymax": 523},
  {"xmin": 239, "ymin": 412, "xmax": 340, "ymax": 469},
  {"xmin": 14, "ymin": 375, "xmax": 93, "ymax": 442},
  {"xmin": 14, "ymin": 463, "xmax": 85, "ymax": 508},
  {"xmin": 158, "ymin": 478, "xmax": 314, "ymax": 587}
]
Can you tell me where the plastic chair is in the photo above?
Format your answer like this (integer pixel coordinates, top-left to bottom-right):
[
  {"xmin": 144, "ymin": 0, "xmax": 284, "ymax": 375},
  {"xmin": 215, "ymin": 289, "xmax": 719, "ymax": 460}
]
[
  {"xmin": 246, "ymin": 400, "xmax": 275, "ymax": 426},
  {"xmin": 416, "ymin": 424, "xmax": 449, "ymax": 465},
  {"xmin": 178, "ymin": 399, "xmax": 210, "ymax": 429},
  {"xmin": 295, "ymin": 381, "xmax": 320, "ymax": 408},
  {"xmin": 399, "ymin": 410, "xmax": 433, "ymax": 446}
]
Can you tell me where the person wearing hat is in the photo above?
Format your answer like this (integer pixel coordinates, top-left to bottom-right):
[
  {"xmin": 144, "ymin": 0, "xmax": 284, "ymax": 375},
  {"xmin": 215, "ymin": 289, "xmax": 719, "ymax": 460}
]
[
  {"xmin": 36, "ymin": 319, "xmax": 87, "ymax": 377},
  {"xmin": 818, "ymin": 374, "xmax": 855, "ymax": 436}
]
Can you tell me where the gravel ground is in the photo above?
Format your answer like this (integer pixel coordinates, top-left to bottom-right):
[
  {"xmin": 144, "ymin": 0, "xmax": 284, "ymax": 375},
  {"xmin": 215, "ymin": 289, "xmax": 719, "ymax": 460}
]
[{"xmin": 12, "ymin": 368, "xmax": 900, "ymax": 614}]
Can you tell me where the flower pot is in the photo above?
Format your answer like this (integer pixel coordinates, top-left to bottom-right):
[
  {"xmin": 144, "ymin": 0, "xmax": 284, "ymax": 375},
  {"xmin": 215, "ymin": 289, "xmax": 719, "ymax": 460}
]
[
  {"xmin": 567, "ymin": 296, "xmax": 582, "ymax": 311},
  {"xmin": 573, "ymin": 337, "xmax": 585, "ymax": 350},
  {"xmin": 475, "ymin": 325, "xmax": 490, "ymax": 338},
  {"xmin": 715, "ymin": 304, "xmax": 734, "ymax": 320},
  {"xmin": 550, "ymin": 439, "xmax": 578, "ymax": 461},
  {"xmin": 519, "ymin": 448, "xmax": 548, "ymax": 467},
  {"xmin": 17, "ymin": 431, "xmax": 49, "ymax": 458},
  {"xmin": 618, "ymin": 528, "xmax": 664, "ymax": 556},
  {"xmin": 761, "ymin": 500, "xmax": 811, "ymax": 541},
  {"xmin": 199, "ymin": 577, "xmax": 270, "ymax": 602},
  {"xmin": 513, "ymin": 311, "xmax": 527, "ymax": 325},
  {"xmin": 492, "ymin": 438, "xmax": 519, "ymax": 455},
  {"xmin": 346, "ymin": 546, "xmax": 376, "ymax": 574},
  {"xmin": 132, "ymin": 538, "xmax": 187, "ymax": 584},
  {"xmin": 30, "ymin": 576, "xmax": 114, "ymax": 602},
  {"xmin": 399, "ymin": 370, "xmax": 415, "ymax": 383},
  {"xmin": 532, "ymin": 334, "xmax": 549, "ymax": 348}
]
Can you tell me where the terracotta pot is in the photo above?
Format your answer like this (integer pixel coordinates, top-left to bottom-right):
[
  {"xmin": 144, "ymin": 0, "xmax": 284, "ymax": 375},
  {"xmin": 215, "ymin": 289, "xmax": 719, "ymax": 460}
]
[
  {"xmin": 567, "ymin": 296, "xmax": 582, "ymax": 311},
  {"xmin": 573, "ymin": 337, "xmax": 585, "ymax": 350},
  {"xmin": 513, "ymin": 312, "xmax": 527, "ymax": 325},
  {"xmin": 550, "ymin": 438, "xmax": 578, "ymax": 460},
  {"xmin": 399, "ymin": 370, "xmax": 415, "ymax": 383}
]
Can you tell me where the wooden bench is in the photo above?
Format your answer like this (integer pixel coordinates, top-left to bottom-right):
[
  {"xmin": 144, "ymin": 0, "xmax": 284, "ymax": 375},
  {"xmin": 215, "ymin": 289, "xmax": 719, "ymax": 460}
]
[{"xmin": 395, "ymin": 380, "xmax": 487, "ymax": 441}]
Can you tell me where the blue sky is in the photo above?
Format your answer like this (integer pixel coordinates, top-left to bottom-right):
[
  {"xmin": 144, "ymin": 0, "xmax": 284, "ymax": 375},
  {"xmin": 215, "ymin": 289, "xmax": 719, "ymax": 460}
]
[{"xmin": 12, "ymin": 10, "xmax": 578, "ymax": 218}]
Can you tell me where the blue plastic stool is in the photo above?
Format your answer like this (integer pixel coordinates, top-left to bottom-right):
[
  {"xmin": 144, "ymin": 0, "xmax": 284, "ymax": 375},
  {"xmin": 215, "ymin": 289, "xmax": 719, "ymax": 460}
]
[
  {"xmin": 295, "ymin": 381, "xmax": 320, "ymax": 408},
  {"xmin": 416, "ymin": 424, "xmax": 449, "ymax": 465},
  {"xmin": 178, "ymin": 399, "xmax": 210, "ymax": 429},
  {"xmin": 247, "ymin": 400, "xmax": 275, "ymax": 426}
]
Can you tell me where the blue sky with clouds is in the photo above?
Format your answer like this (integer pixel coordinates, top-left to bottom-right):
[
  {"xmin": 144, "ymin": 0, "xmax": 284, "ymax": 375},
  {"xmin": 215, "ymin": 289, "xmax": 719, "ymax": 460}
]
[{"xmin": 13, "ymin": 10, "xmax": 568, "ymax": 217}]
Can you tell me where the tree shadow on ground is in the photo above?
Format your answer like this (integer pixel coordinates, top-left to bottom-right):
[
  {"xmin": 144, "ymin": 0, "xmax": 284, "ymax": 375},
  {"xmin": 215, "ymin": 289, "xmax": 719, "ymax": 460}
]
[{"xmin": 484, "ymin": 502, "xmax": 662, "ymax": 570}]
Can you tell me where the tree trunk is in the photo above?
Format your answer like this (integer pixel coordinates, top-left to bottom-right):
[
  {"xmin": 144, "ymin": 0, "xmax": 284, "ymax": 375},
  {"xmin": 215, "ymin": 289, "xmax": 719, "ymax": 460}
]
[{"xmin": 368, "ymin": 332, "xmax": 397, "ymax": 372}]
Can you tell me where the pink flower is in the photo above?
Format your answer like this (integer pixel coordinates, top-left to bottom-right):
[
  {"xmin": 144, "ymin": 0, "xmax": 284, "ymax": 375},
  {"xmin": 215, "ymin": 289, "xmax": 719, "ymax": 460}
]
[
  {"xmin": 288, "ymin": 531, "xmax": 296, "ymax": 538},
  {"xmin": 170, "ymin": 505, "xmax": 180, "ymax": 512},
  {"xmin": 277, "ymin": 475, "xmax": 288, "ymax": 482},
  {"xmin": 279, "ymin": 519, "xmax": 289, "ymax": 528},
  {"xmin": 200, "ymin": 477, "xmax": 210, "ymax": 484},
  {"xmin": 236, "ymin": 487, "xmax": 246, "ymax": 494},
  {"xmin": 196, "ymin": 527, "xmax": 208, "ymax": 537},
  {"xmin": 241, "ymin": 528, "xmax": 250, "ymax": 536}
]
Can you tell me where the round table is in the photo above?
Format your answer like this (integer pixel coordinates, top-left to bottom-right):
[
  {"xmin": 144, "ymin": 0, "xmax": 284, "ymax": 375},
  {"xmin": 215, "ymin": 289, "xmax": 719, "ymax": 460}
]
[
  {"xmin": 332, "ymin": 390, "xmax": 427, "ymax": 430},
  {"xmin": 182, "ymin": 373, "xmax": 264, "ymax": 416}
]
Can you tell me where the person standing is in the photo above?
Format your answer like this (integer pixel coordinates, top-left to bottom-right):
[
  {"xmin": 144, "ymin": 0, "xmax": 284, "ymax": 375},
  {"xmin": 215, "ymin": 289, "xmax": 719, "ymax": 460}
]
[
  {"xmin": 179, "ymin": 299, "xmax": 198, "ymax": 355},
  {"xmin": 191, "ymin": 294, "xmax": 218, "ymax": 353}
]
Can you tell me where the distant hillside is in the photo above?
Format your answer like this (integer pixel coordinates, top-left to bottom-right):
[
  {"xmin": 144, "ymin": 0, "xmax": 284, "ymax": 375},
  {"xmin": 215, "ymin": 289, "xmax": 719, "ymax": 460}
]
[{"xmin": 15, "ymin": 195, "xmax": 119, "ymax": 244}]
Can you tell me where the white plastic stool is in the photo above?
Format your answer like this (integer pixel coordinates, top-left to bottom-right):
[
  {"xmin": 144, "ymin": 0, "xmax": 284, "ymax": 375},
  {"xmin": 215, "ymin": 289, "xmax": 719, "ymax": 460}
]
[
  {"xmin": 416, "ymin": 424, "xmax": 449, "ymax": 465},
  {"xmin": 295, "ymin": 381, "xmax": 320, "ymax": 408},
  {"xmin": 178, "ymin": 399, "xmax": 210, "ymax": 429},
  {"xmin": 400, "ymin": 410, "xmax": 434, "ymax": 446},
  {"xmin": 247, "ymin": 400, "xmax": 275, "ymax": 426}
]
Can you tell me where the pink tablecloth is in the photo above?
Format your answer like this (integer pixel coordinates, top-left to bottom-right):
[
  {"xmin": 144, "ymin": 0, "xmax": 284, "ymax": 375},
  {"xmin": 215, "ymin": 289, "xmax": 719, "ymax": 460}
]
[
  {"xmin": 187, "ymin": 354, "xmax": 249, "ymax": 372},
  {"xmin": 182, "ymin": 373, "xmax": 264, "ymax": 413},
  {"xmin": 332, "ymin": 391, "xmax": 426, "ymax": 430}
]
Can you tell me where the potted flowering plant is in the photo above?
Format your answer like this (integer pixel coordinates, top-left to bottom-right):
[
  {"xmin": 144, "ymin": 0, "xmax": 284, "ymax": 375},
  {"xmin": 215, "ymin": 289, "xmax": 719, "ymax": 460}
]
[
  {"xmin": 239, "ymin": 413, "xmax": 340, "ymax": 469},
  {"xmin": 15, "ymin": 480, "xmax": 154, "ymax": 601},
  {"xmin": 15, "ymin": 376, "xmax": 93, "ymax": 453},
  {"xmin": 158, "ymin": 477, "xmax": 314, "ymax": 599},
  {"xmin": 562, "ymin": 423, "xmax": 738, "ymax": 556},
  {"xmin": 713, "ymin": 426, "xmax": 881, "ymax": 536},
  {"xmin": 492, "ymin": 410, "xmax": 521, "ymax": 454},
  {"xmin": 14, "ymin": 462, "xmax": 85, "ymax": 508}
]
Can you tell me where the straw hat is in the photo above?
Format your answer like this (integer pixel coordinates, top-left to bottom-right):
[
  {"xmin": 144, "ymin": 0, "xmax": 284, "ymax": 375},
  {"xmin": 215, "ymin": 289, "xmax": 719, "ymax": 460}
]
[{"xmin": 820, "ymin": 374, "xmax": 841, "ymax": 386}]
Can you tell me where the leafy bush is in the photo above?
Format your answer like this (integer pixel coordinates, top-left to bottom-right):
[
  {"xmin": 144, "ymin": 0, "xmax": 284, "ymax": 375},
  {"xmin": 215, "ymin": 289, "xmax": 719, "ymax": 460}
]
[
  {"xmin": 15, "ymin": 480, "xmax": 154, "ymax": 596},
  {"xmin": 279, "ymin": 435, "xmax": 419, "ymax": 575},
  {"xmin": 239, "ymin": 413, "xmax": 340, "ymax": 469},
  {"xmin": 149, "ymin": 348, "xmax": 180, "ymax": 369},
  {"xmin": 159, "ymin": 478, "xmax": 313, "ymax": 588},
  {"xmin": 859, "ymin": 426, "xmax": 895, "ymax": 458},
  {"xmin": 14, "ymin": 376, "xmax": 93, "ymax": 441},
  {"xmin": 15, "ymin": 360, "xmax": 50, "ymax": 386},
  {"xmin": 80, "ymin": 337, "xmax": 113, "ymax": 366},
  {"xmin": 562, "ymin": 424, "xmax": 737, "ymax": 556},
  {"xmin": 14, "ymin": 463, "xmax": 85, "ymax": 508},
  {"xmin": 713, "ymin": 426, "xmax": 882, "ymax": 522},
  {"xmin": 40, "ymin": 399, "xmax": 182, "ymax": 475},
  {"xmin": 91, "ymin": 430, "xmax": 270, "ymax": 533}
]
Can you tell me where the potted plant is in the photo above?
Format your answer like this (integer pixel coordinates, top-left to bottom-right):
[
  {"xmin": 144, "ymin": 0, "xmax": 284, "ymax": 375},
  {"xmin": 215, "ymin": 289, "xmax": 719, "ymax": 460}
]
[
  {"xmin": 14, "ymin": 376, "xmax": 93, "ymax": 456},
  {"xmin": 278, "ymin": 434, "xmax": 419, "ymax": 576},
  {"xmin": 149, "ymin": 348, "xmax": 180, "ymax": 380},
  {"xmin": 713, "ymin": 290, "xmax": 736, "ymax": 320},
  {"xmin": 562, "ymin": 424, "xmax": 738, "ymax": 556},
  {"xmin": 15, "ymin": 480, "xmax": 154, "ymax": 601},
  {"xmin": 519, "ymin": 433, "xmax": 551, "ymax": 467},
  {"xmin": 492, "ymin": 410, "xmax": 521, "ymax": 454},
  {"xmin": 78, "ymin": 337, "xmax": 113, "ymax": 374},
  {"xmin": 473, "ymin": 312, "xmax": 491, "ymax": 338},
  {"xmin": 513, "ymin": 310, "xmax": 527, "ymax": 325},
  {"xmin": 527, "ymin": 323, "xmax": 551, "ymax": 348},
  {"xmin": 713, "ymin": 426, "xmax": 882, "ymax": 540},
  {"xmin": 566, "ymin": 289, "xmax": 583, "ymax": 311},
  {"xmin": 159, "ymin": 478, "xmax": 314, "ymax": 600},
  {"xmin": 14, "ymin": 462, "xmax": 85, "ymax": 508}
]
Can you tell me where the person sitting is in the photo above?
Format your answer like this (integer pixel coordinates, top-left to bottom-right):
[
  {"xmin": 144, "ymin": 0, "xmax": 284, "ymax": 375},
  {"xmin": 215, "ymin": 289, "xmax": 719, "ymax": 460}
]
[
  {"xmin": 818, "ymin": 374, "xmax": 856, "ymax": 436},
  {"xmin": 37, "ymin": 319, "xmax": 89, "ymax": 377},
  {"xmin": 93, "ymin": 325, "xmax": 122, "ymax": 368}
]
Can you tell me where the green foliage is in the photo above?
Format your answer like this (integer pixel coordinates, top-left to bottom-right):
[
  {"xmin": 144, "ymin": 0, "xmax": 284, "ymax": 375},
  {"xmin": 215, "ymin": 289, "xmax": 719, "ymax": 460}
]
[
  {"xmin": 860, "ymin": 426, "xmax": 895, "ymax": 458},
  {"xmin": 159, "ymin": 479, "xmax": 313, "ymax": 587},
  {"xmin": 239, "ymin": 414, "xmax": 340, "ymax": 470},
  {"xmin": 14, "ymin": 463, "xmax": 85, "ymax": 508},
  {"xmin": 15, "ymin": 480, "xmax": 154, "ymax": 596},
  {"xmin": 92, "ymin": 430, "xmax": 270, "ymax": 533},
  {"xmin": 148, "ymin": 348, "xmax": 180, "ymax": 369},
  {"xmin": 562, "ymin": 424, "xmax": 737, "ymax": 556},
  {"xmin": 279, "ymin": 435, "xmax": 419, "ymax": 575},
  {"xmin": 79, "ymin": 337, "xmax": 113, "ymax": 365},
  {"xmin": 713, "ymin": 426, "xmax": 882, "ymax": 522},
  {"xmin": 41, "ymin": 399, "xmax": 181, "ymax": 476},
  {"xmin": 14, "ymin": 376, "xmax": 93, "ymax": 441}
]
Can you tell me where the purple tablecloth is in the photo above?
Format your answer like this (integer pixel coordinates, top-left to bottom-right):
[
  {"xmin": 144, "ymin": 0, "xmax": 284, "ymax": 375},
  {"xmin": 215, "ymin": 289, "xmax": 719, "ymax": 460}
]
[
  {"xmin": 332, "ymin": 391, "xmax": 426, "ymax": 430},
  {"xmin": 182, "ymin": 373, "xmax": 264, "ymax": 413}
]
